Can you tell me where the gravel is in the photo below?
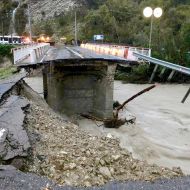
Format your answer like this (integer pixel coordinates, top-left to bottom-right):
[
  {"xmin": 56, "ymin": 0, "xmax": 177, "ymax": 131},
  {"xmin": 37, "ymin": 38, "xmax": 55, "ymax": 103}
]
[{"xmin": 24, "ymin": 101, "xmax": 184, "ymax": 187}]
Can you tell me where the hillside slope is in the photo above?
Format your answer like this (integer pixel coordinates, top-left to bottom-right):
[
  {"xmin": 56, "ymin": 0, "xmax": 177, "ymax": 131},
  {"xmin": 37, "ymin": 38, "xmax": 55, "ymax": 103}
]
[{"xmin": 30, "ymin": 0, "xmax": 82, "ymax": 21}]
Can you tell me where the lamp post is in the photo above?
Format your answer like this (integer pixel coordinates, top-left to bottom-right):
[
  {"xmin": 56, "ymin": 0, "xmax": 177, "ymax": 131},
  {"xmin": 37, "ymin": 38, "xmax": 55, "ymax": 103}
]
[{"xmin": 143, "ymin": 7, "xmax": 163, "ymax": 50}]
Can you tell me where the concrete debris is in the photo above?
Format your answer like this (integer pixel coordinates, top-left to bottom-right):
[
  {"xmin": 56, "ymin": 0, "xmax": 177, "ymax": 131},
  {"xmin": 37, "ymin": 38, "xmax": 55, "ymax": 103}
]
[
  {"xmin": 99, "ymin": 167, "xmax": 112, "ymax": 179},
  {"xmin": 25, "ymin": 102, "xmax": 184, "ymax": 187}
]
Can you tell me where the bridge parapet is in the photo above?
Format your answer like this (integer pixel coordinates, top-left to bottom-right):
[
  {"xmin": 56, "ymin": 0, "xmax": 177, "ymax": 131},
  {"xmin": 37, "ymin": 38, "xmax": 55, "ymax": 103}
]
[
  {"xmin": 81, "ymin": 43, "xmax": 151, "ymax": 61},
  {"xmin": 12, "ymin": 43, "xmax": 50, "ymax": 65}
]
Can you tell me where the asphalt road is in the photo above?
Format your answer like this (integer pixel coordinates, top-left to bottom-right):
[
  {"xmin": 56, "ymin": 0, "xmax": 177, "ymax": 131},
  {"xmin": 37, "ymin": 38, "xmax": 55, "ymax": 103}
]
[
  {"xmin": 43, "ymin": 45, "xmax": 127, "ymax": 61},
  {"xmin": 0, "ymin": 166, "xmax": 190, "ymax": 190}
]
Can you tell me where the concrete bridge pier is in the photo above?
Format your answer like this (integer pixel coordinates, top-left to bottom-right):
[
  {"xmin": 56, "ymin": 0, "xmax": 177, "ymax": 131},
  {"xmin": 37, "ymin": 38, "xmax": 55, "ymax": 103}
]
[{"xmin": 43, "ymin": 60, "xmax": 116, "ymax": 119}]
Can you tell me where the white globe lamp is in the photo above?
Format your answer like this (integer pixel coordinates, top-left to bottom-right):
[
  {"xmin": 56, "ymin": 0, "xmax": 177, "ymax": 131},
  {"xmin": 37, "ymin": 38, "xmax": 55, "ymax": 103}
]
[
  {"xmin": 143, "ymin": 7, "xmax": 153, "ymax": 18},
  {"xmin": 153, "ymin": 7, "xmax": 163, "ymax": 18}
]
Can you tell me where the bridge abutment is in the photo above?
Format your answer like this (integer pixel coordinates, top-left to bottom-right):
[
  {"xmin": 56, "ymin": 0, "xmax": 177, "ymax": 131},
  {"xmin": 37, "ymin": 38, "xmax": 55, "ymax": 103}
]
[{"xmin": 43, "ymin": 60, "xmax": 116, "ymax": 119}]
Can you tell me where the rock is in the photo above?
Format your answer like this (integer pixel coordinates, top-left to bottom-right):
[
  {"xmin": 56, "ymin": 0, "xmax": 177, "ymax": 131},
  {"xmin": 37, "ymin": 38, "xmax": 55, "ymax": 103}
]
[
  {"xmin": 100, "ymin": 159, "xmax": 105, "ymax": 166},
  {"xmin": 131, "ymin": 163, "xmax": 137, "ymax": 170},
  {"xmin": 172, "ymin": 167, "xmax": 183, "ymax": 175},
  {"xmin": 95, "ymin": 158, "xmax": 100, "ymax": 165},
  {"xmin": 112, "ymin": 155, "xmax": 121, "ymax": 161},
  {"xmin": 69, "ymin": 163, "xmax": 77, "ymax": 170},
  {"xmin": 11, "ymin": 158, "xmax": 25, "ymax": 170},
  {"xmin": 99, "ymin": 167, "xmax": 112, "ymax": 179},
  {"xmin": 84, "ymin": 181, "xmax": 91, "ymax": 187},
  {"xmin": 86, "ymin": 150, "xmax": 91, "ymax": 157},
  {"xmin": 109, "ymin": 167, "xmax": 115, "ymax": 175},
  {"xmin": 106, "ymin": 133, "xmax": 113, "ymax": 139},
  {"xmin": 59, "ymin": 151, "xmax": 68, "ymax": 155},
  {"xmin": 151, "ymin": 169, "xmax": 161, "ymax": 175}
]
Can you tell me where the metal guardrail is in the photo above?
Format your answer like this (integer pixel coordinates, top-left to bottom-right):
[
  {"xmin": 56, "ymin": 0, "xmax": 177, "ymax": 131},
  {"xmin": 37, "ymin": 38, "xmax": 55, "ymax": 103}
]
[
  {"xmin": 134, "ymin": 52, "xmax": 190, "ymax": 103},
  {"xmin": 133, "ymin": 52, "xmax": 190, "ymax": 76}
]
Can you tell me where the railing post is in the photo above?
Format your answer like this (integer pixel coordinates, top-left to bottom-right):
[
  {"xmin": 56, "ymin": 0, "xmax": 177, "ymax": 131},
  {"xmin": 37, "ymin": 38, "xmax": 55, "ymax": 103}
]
[
  {"xmin": 159, "ymin": 67, "xmax": 166, "ymax": 78},
  {"xmin": 149, "ymin": 65, "xmax": 159, "ymax": 83},
  {"xmin": 167, "ymin": 70, "xmax": 175, "ymax": 82}
]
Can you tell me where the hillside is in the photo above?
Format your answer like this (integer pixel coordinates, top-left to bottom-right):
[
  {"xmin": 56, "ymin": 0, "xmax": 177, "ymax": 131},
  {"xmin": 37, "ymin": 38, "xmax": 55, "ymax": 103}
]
[{"xmin": 29, "ymin": 0, "xmax": 82, "ymax": 21}]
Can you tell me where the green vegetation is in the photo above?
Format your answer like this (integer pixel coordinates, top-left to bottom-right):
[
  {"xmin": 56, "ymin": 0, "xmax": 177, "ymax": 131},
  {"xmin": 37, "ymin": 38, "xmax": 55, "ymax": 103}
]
[
  {"xmin": 0, "ymin": 44, "xmax": 15, "ymax": 62},
  {"xmin": 0, "ymin": 66, "xmax": 17, "ymax": 79},
  {"xmin": 115, "ymin": 64, "xmax": 150, "ymax": 83},
  {"xmin": 0, "ymin": 44, "xmax": 16, "ymax": 79}
]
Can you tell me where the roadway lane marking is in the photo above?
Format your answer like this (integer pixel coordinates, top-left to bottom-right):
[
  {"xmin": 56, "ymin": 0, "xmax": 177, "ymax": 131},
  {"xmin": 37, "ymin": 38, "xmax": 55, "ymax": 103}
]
[{"xmin": 66, "ymin": 47, "xmax": 84, "ymax": 59}]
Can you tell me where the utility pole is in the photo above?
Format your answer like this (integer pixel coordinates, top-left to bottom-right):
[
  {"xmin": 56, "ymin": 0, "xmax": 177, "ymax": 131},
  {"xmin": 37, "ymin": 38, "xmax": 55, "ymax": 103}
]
[
  {"xmin": 28, "ymin": 0, "xmax": 32, "ymax": 43},
  {"xmin": 1, "ymin": 19, "xmax": 4, "ymax": 37},
  {"xmin": 75, "ymin": 11, "xmax": 78, "ymax": 46}
]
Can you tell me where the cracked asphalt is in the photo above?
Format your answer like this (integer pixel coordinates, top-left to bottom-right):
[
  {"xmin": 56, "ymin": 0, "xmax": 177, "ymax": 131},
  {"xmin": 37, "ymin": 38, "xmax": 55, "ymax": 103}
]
[{"xmin": 0, "ymin": 167, "xmax": 190, "ymax": 190}]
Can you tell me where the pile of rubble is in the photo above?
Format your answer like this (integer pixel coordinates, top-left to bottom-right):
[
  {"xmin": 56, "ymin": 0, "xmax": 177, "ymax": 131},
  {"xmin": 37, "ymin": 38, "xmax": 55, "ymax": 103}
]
[{"xmin": 25, "ymin": 102, "xmax": 183, "ymax": 187}]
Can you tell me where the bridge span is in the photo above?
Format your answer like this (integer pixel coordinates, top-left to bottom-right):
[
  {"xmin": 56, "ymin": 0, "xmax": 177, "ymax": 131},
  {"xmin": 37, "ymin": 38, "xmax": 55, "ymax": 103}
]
[{"xmin": 17, "ymin": 45, "xmax": 138, "ymax": 119}]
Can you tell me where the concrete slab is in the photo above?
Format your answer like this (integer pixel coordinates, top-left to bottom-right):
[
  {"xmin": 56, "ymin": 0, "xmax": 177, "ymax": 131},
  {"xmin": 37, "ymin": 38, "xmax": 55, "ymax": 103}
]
[
  {"xmin": 0, "ymin": 72, "xmax": 26, "ymax": 102},
  {"xmin": 0, "ymin": 95, "xmax": 30, "ymax": 160}
]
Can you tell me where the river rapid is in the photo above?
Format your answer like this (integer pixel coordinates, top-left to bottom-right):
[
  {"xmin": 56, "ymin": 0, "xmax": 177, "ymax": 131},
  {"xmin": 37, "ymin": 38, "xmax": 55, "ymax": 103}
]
[{"xmin": 25, "ymin": 77, "xmax": 190, "ymax": 174}]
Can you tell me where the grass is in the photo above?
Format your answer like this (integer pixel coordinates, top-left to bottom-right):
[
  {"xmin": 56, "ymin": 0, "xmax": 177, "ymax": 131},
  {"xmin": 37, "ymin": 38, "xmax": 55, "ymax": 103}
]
[
  {"xmin": 0, "ymin": 67, "xmax": 18, "ymax": 80},
  {"xmin": 115, "ymin": 64, "xmax": 150, "ymax": 83}
]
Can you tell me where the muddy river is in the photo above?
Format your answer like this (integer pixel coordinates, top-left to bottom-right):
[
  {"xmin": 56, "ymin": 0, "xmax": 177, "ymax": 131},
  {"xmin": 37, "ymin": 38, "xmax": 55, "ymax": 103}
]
[{"xmin": 25, "ymin": 77, "xmax": 190, "ymax": 174}]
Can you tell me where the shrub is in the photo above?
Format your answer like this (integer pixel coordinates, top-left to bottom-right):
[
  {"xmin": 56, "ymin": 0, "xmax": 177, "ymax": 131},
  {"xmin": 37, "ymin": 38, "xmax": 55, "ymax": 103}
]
[
  {"xmin": 0, "ymin": 44, "xmax": 15, "ymax": 64},
  {"xmin": 0, "ymin": 44, "xmax": 14, "ymax": 57}
]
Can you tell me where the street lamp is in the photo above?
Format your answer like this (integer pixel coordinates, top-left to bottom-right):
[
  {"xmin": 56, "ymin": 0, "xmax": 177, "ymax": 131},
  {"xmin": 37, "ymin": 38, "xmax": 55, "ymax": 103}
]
[{"xmin": 143, "ymin": 7, "xmax": 163, "ymax": 49}]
